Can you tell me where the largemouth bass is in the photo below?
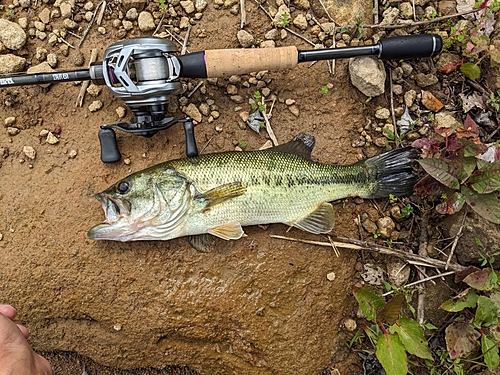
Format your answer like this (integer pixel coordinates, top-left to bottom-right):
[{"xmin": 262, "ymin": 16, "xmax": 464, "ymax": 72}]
[{"xmin": 88, "ymin": 134, "xmax": 418, "ymax": 248}]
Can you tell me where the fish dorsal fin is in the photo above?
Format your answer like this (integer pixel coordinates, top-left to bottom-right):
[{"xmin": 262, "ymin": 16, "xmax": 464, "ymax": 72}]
[
  {"xmin": 188, "ymin": 234, "xmax": 218, "ymax": 252},
  {"xmin": 290, "ymin": 202, "xmax": 335, "ymax": 234},
  {"xmin": 208, "ymin": 222, "xmax": 245, "ymax": 240},
  {"xmin": 201, "ymin": 182, "xmax": 247, "ymax": 210},
  {"xmin": 268, "ymin": 133, "xmax": 315, "ymax": 160}
]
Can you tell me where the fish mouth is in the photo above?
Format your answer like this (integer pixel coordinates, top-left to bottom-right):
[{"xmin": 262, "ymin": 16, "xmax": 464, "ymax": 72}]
[{"xmin": 88, "ymin": 193, "xmax": 134, "ymax": 241}]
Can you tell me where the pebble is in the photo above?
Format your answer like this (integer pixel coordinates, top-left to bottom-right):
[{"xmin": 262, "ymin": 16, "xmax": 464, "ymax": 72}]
[
  {"xmin": 404, "ymin": 89, "xmax": 417, "ymax": 107},
  {"xmin": 126, "ymin": 8, "xmax": 139, "ymax": 20},
  {"xmin": 199, "ymin": 102, "xmax": 210, "ymax": 116},
  {"xmin": 39, "ymin": 8, "xmax": 51, "ymax": 24},
  {"xmin": 343, "ymin": 318, "xmax": 357, "ymax": 331},
  {"xmin": 374, "ymin": 107, "xmax": 390, "ymax": 120},
  {"xmin": 138, "ymin": 11, "xmax": 155, "ymax": 31},
  {"xmin": 47, "ymin": 53, "xmax": 57, "ymax": 68},
  {"xmin": 7, "ymin": 127, "xmax": 20, "ymax": 136},
  {"xmin": 293, "ymin": 14, "xmax": 308, "ymax": 30},
  {"xmin": 4, "ymin": 117, "xmax": 16, "ymax": 126},
  {"xmin": 0, "ymin": 233, "xmax": 3, "ymax": 241},
  {"xmin": 124, "ymin": 158, "xmax": 131, "ymax": 165},
  {"xmin": 421, "ymin": 90, "xmax": 444, "ymax": 112},
  {"xmin": 326, "ymin": 272, "xmax": 335, "ymax": 281},
  {"xmin": 288, "ymin": 105, "xmax": 300, "ymax": 117},
  {"xmin": 415, "ymin": 73, "xmax": 438, "ymax": 87},
  {"xmin": 237, "ymin": 29, "xmax": 254, "ymax": 48},
  {"xmin": 195, "ymin": 0, "xmax": 208, "ymax": 11},
  {"xmin": 377, "ymin": 216, "xmax": 395, "ymax": 239},
  {"xmin": 182, "ymin": 103, "xmax": 202, "ymax": 122},
  {"xmin": 87, "ymin": 84, "xmax": 102, "ymax": 97},
  {"xmin": 181, "ymin": 0, "xmax": 195, "ymax": 13},
  {"xmin": 23, "ymin": 146, "xmax": 36, "ymax": 160},
  {"xmin": 89, "ymin": 100, "xmax": 103, "ymax": 112},
  {"xmin": 68, "ymin": 149, "xmax": 78, "ymax": 159},
  {"xmin": 226, "ymin": 85, "xmax": 238, "ymax": 95},
  {"xmin": 46, "ymin": 132, "xmax": 59, "ymax": 144}
]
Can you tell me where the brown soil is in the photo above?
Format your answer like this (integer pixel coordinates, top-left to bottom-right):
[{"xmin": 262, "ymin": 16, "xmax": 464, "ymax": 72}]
[{"xmin": 0, "ymin": 1, "xmax": 432, "ymax": 375}]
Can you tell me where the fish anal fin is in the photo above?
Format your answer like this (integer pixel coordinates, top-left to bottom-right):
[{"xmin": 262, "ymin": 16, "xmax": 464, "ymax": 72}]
[
  {"xmin": 208, "ymin": 222, "xmax": 245, "ymax": 240},
  {"xmin": 291, "ymin": 202, "xmax": 335, "ymax": 234},
  {"xmin": 202, "ymin": 182, "xmax": 247, "ymax": 210},
  {"xmin": 268, "ymin": 133, "xmax": 315, "ymax": 160},
  {"xmin": 188, "ymin": 234, "xmax": 218, "ymax": 253}
]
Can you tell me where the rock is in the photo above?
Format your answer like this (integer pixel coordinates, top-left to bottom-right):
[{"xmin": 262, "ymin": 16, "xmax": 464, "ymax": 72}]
[
  {"xmin": 88, "ymin": 100, "xmax": 103, "ymax": 112},
  {"xmin": 438, "ymin": 0, "xmax": 456, "ymax": 15},
  {"xmin": 195, "ymin": 0, "xmax": 208, "ymax": 11},
  {"xmin": 86, "ymin": 84, "xmax": 102, "ymax": 97},
  {"xmin": 436, "ymin": 52, "xmax": 462, "ymax": 73},
  {"xmin": 415, "ymin": 73, "xmax": 439, "ymax": 87},
  {"xmin": 4, "ymin": 117, "xmax": 16, "ymax": 126},
  {"xmin": 421, "ymin": 90, "xmax": 444, "ymax": 112},
  {"xmin": 374, "ymin": 108, "xmax": 390, "ymax": 120},
  {"xmin": 377, "ymin": 216, "xmax": 395, "ymax": 239},
  {"xmin": 265, "ymin": 29, "xmax": 280, "ymax": 40},
  {"xmin": 434, "ymin": 112, "xmax": 459, "ymax": 137},
  {"xmin": 404, "ymin": 89, "xmax": 417, "ymax": 108},
  {"xmin": 122, "ymin": 20, "xmax": 134, "ymax": 31},
  {"xmin": 0, "ymin": 54, "xmax": 26, "ymax": 74},
  {"xmin": 399, "ymin": 2, "xmax": 413, "ymax": 19},
  {"xmin": 183, "ymin": 103, "xmax": 202, "ymax": 122},
  {"xmin": 362, "ymin": 218, "xmax": 378, "ymax": 234},
  {"xmin": 60, "ymin": 2, "xmax": 73, "ymax": 18},
  {"xmin": 292, "ymin": 14, "xmax": 308, "ymax": 30},
  {"xmin": 126, "ymin": 8, "xmax": 139, "ymax": 20},
  {"xmin": 63, "ymin": 19, "xmax": 78, "ymax": 30},
  {"xmin": 288, "ymin": 105, "xmax": 300, "ymax": 117},
  {"xmin": 116, "ymin": 106, "xmax": 127, "ymax": 118},
  {"xmin": 349, "ymin": 56, "xmax": 386, "ymax": 97},
  {"xmin": 47, "ymin": 53, "xmax": 58, "ymax": 68},
  {"xmin": 199, "ymin": 102, "xmax": 210, "ymax": 116},
  {"xmin": 68, "ymin": 150, "xmax": 78, "ymax": 159},
  {"xmin": 273, "ymin": 4, "xmax": 291, "ymax": 27},
  {"xmin": 23, "ymin": 146, "xmax": 36, "ymax": 160},
  {"xmin": 292, "ymin": 0, "xmax": 310, "ymax": 9},
  {"xmin": 386, "ymin": 258, "xmax": 410, "ymax": 287},
  {"xmin": 260, "ymin": 40, "xmax": 275, "ymax": 48},
  {"xmin": 138, "ymin": 11, "xmax": 155, "ymax": 31},
  {"xmin": 179, "ymin": 17, "xmax": 191, "ymax": 29},
  {"xmin": 122, "ymin": 0, "xmax": 146, "ymax": 11},
  {"xmin": 0, "ymin": 19, "xmax": 27, "ymax": 50},
  {"xmin": 35, "ymin": 47, "xmax": 48, "ymax": 61},
  {"xmin": 237, "ymin": 29, "xmax": 254, "ymax": 48},
  {"xmin": 442, "ymin": 211, "xmax": 500, "ymax": 265},
  {"xmin": 310, "ymin": 0, "xmax": 371, "ymax": 25},
  {"xmin": 7, "ymin": 127, "xmax": 20, "ymax": 136},
  {"xmin": 180, "ymin": 0, "xmax": 195, "ymax": 13},
  {"xmin": 46, "ymin": 132, "xmax": 59, "ymax": 144},
  {"xmin": 381, "ymin": 7, "xmax": 400, "ymax": 24}
]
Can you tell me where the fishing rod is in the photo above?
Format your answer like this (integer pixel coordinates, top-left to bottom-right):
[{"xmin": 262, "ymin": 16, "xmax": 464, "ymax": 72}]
[{"xmin": 0, "ymin": 34, "xmax": 442, "ymax": 163}]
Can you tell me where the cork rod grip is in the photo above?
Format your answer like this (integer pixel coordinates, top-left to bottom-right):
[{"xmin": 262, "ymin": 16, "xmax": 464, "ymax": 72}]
[{"xmin": 204, "ymin": 46, "xmax": 298, "ymax": 78}]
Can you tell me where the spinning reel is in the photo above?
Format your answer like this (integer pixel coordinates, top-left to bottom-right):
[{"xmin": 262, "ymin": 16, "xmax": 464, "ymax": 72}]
[{"xmin": 0, "ymin": 34, "xmax": 443, "ymax": 163}]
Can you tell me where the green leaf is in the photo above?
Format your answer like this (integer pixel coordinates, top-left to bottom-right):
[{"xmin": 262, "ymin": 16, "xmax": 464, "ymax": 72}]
[
  {"xmin": 378, "ymin": 294, "xmax": 403, "ymax": 326},
  {"xmin": 436, "ymin": 191, "xmax": 466, "ymax": 215},
  {"xmin": 463, "ymin": 268, "xmax": 499, "ymax": 291},
  {"xmin": 376, "ymin": 333, "xmax": 408, "ymax": 375},
  {"xmin": 460, "ymin": 62, "xmax": 481, "ymax": 79},
  {"xmin": 353, "ymin": 285, "xmax": 385, "ymax": 323},
  {"xmin": 418, "ymin": 158, "xmax": 461, "ymax": 189},
  {"xmin": 389, "ymin": 316, "xmax": 433, "ymax": 360},
  {"xmin": 462, "ymin": 185, "xmax": 500, "ymax": 224},
  {"xmin": 474, "ymin": 296, "xmax": 499, "ymax": 328},
  {"xmin": 481, "ymin": 334, "xmax": 500, "ymax": 372},
  {"xmin": 490, "ymin": 291, "xmax": 500, "ymax": 311},
  {"xmin": 468, "ymin": 161, "xmax": 500, "ymax": 193},
  {"xmin": 489, "ymin": 324, "xmax": 500, "ymax": 342},
  {"xmin": 445, "ymin": 321, "xmax": 480, "ymax": 360},
  {"xmin": 439, "ymin": 288, "xmax": 479, "ymax": 312}
]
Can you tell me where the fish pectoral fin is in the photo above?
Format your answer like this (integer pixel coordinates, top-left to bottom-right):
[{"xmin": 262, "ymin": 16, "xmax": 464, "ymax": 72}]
[
  {"xmin": 188, "ymin": 234, "xmax": 218, "ymax": 253},
  {"xmin": 201, "ymin": 182, "xmax": 247, "ymax": 210},
  {"xmin": 290, "ymin": 202, "xmax": 335, "ymax": 234},
  {"xmin": 208, "ymin": 222, "xmax": 245, "ymax": 240}
]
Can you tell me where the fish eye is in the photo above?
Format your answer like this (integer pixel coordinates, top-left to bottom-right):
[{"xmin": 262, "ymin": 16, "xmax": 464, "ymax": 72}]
[{"xmin": 116, "ymin": 180, "xmax": 130, "ymax": 194}]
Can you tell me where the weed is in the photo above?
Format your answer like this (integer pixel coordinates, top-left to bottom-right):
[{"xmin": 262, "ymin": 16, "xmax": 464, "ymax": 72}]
[
  {"xmin": 5, "ymin": 8, "xmax": 13, "ymax": 17},
  {"xmin": 400, "ymin": 204, "xmax": 414, "ymax": 218},
  {"xmin": 487, "ymin": 91, "xmax": 500, "ymax": 111},
  {"xmin": 321, "ymin": 86, "xmax": 328, "ymax": 94},
  {"xmin": 238, "ymin": 141, "xmax": 247, "ymax": 148},
  {"xmin": 389, "ymin": 194, "xmax": 398, "ymax": 204},
  {"xmin": 153, "ymin": 0, "xmax": 167, "ymax": 13},
  {"xmin": 280, "ymin": 13, "xmax": 290, "ymax": 28}
]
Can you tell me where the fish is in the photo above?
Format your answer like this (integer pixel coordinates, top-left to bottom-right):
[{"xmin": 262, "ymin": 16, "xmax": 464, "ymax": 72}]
[{"xmin": 88, "ymin": 133, "xmax": 418, "ymax": 250}]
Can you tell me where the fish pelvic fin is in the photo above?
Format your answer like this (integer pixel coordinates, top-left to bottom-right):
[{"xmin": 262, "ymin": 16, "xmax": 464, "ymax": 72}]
[
  {"xmin": 200, "ymin": 182, "xmax": 247, "ymax": 211},
  {"xmin": 362, "ymin": 147, "xmax": 419, "ymax": 199},
  {"xmin": 188, "ymin": 234, "xmax": 218, "ymax": 252},
  {"xmin": 268, "ymin": 133, "xmax": 315, "ymax": 160},
  {"xmin": 290, "ymin": 202, "xmax": 335, "ymax": 234},
  {"xmin": 208, "ymin": 222, "xmax": 245, "ymax": 240}
]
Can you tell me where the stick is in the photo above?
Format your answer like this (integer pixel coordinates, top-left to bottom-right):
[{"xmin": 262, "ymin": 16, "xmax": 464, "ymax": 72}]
[
  {"xmin": 270, "ymin": 235, "xmax": 467, "ymax": 272},
  {"xmin": 79, "ymin": 0, "xmax": 105, "ymax": 48},
  {"xmin": 417, "ymin": 212, "xmax": 429, "ymax": 325},
  {"xmin": 153, "ymin": 14, "xmax": 165, "ymax": 36},
  {"xmin": 262, "ymin": 105, "xmax": 279, "ymax": 146},
  {"xmin": 181, "ymin": 25, "xmax": 192, "ymax": 56},
  {"xmin": 446, "ymin": 210, "xmax": 467, "ymax": 270},
  {"xmin": 187, "ymin": 81, "xmax": 203, "ymax": 98},
  {"xmin": 76, "ymin": 49, "xmax": 98, "ymax": 107},
  {"xmin": 382, "ymin": 271, "xmax": 456, "ymax": 297},
  {"xmin": 96, "ymin": 0, "xmax": 106, "ymax": 25},
  {"xmin": 240, "ymin": 0, "xmax": 246, "ymax": 28}
]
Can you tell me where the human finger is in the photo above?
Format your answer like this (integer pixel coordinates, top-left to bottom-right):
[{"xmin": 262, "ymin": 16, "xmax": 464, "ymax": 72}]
[
  {"xmin": 16, "ymin": 323, "xmax": 30, "ymax": 339},
  {"xmin": 0, "ymin": 304, "xmax": 17, "ymax": 320}
]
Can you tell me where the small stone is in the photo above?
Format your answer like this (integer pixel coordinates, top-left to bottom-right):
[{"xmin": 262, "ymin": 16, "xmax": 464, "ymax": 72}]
[
  {"xmin": 292, "ymin": 14, "xmax": 308, "ymax": 30},
  {"xmin": 115, "ymin": 106, "xmax": 127, "ymax": 118},
  {"xmin": 126, "ymin": 8, "xmax": 139, "ymax": 20},
  {"xmin": 362, "ymin": 218, "xmax": 378, "ymax": 234},
  {"xmin": 0, "ymin": 233, "xmax": 3, "ymax": 241},
  {"xmin": 377, "ymin": 216, "xmax": 395, "ymax": 239},
  {"xmin": 183, "ymin": 103, "xmax": 202, "ymax": 122},
  {"xmin": 226, "ymin": 85, "xmax": 238, "ymax": 95},
  {"xmin": 374, "ymin": 107, "xmax": 390, "ymax": 120},
  {"xmin": 285, "ymin": 98, "xmax": 295, "ymax": 106},
  {"xmin": 97, "ymin": 27, "xmax": 106, "ymax": 35},
  {"xmin": 87, "ymin": 84, "xmax": 102, "ymax": 97},
  {"xmin": 288, "ymin": 105, "xmax": 300, "ymax": 117},
  {"xmin": 4, "ymin": 117, "xmax": 16, "ymax": 126},
  {"xmin": 113, "ymin": 324, "xmax": 122, "ymax": 331},
  {"xmin": 181, "ymin": 0, "xmax": 195, "ymax": 13},
  {"xmin": 7, "ymin": 127, "xmax": 20, "ymax": 136},
  {"xmin": 195, "ymin": 0, "xmax": 208, "ymax": 11},
  {"xmin": 374, "ymin": 137, "xmax": 387, "ymax": 148},
  {"xmin": 382, "ymin": 124, "xmax": 395, "ymax": 139},
  {"xmin": 326, "ymin": 272, "xmax": 335, "ymax": 281},
  {"xmin": 138, "ymin": 11, "xmax": 155, "ymax": 31},
  {"xmin": 415, "ymin": 73, "xmax": 438, "ymax": 87},
  {"xmin": 47, "ymin": 53, "xmax": 57, "ymax": 68},
  {"xmin": 404, "ymin": 89, "xmax": 417, "ymax": 108},
  {"xmin": 46, "ymin": 132, "xmax": 59, "ymax": 144},
  {"xmin": 40, "ymin": 129, "xmax": 49, "ymax": 137},
  {"xmin": 343, "ymin": 318, "xmax": 357, "ymax": 331},
  {"xmin": 421, "ymin": 90, "xmax": 444, "ymax": 112},
  {"xmin": 68, "ymin": 149, "xmax": 78, "ymax": 159},
  {"xmin": 237, "ymin": 29, "xmax": 254, "ymax": 48},
  {"xmin": 23, "ymin": 146, "xmax": 36, "ymax": 160},
  {"xmin": 124, "ymin": 158, "xmax": 131, "ymax": 165},
  {"xmin": 88, "ymin": 100, "xmax": 103, "ymax": 112}
]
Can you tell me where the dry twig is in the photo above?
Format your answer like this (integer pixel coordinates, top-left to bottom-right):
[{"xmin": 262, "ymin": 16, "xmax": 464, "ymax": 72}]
[
  {"xmin": 79, "ymin": 0, "xmax": 106, "ymax": 48},
  {"xmin": 76, "ymin": 49, "xmax": 98, "ymax": 107},
  {"xmin": 240, "ymin": 0, "xmax": 246, "ymax": 28},
  {"xmin": 446, "ymin": 210, "xmax": 467, "ymax": 270},
  {"xmin": 181, "ymin": 25, "xmax": 192, "ymax": 55}
]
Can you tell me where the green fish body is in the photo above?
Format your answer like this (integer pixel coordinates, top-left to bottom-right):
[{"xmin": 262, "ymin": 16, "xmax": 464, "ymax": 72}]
[{"xmin": 88, "ymin": 134, "xmax": 417, "ymax": 246}]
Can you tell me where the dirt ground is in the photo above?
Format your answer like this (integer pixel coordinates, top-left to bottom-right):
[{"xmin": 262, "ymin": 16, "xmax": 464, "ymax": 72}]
[{"xmin": 0, "ymin": 1, "xmax": 449, "ymax": 374}]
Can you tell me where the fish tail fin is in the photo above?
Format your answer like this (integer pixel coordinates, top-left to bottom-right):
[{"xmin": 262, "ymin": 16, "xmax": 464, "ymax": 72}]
[{"xmin": 362, "ymin": 147, "xmax": 419, "ymax": 199}]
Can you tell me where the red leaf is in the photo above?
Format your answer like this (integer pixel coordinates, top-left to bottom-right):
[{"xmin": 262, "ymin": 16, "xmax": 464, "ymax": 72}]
[{"xmin": 440, "ymin": 58, "xmax": 464, "ymax": 74}]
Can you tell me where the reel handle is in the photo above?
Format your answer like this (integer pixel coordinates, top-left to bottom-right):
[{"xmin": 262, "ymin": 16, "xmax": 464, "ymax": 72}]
[
  {"xmin": 98, "ymin": 128, "xmax": 121, "ymax": 163},
  {"xmin": 182, "ymin": 119, "xmax": 199, "ymax": 157}
]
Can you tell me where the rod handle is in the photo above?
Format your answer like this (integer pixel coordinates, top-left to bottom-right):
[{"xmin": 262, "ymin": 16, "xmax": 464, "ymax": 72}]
[
  {"xmin": 204, "ymin": 46, "xmax": 298, "ymax": 78},
  {"xmin": 378, "ymin": 34, "xmax": 442, "ymax": 60}
]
